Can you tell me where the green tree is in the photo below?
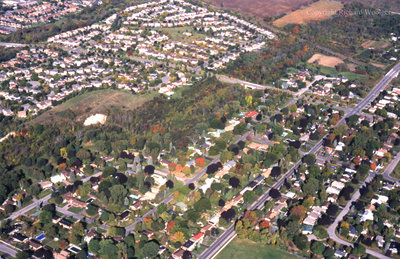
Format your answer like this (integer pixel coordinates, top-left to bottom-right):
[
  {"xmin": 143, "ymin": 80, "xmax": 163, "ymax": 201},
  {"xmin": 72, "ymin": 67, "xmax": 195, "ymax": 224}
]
[
  {"xmin": 89, "ymin": 239, "xmax": 100, "ymax": 254},
  {"xmin": 302, "ymin": 154, "xmax": 316, "ymax": 165},
  {"xmin": 194, "ymin": 197, "xmax": 211, "ymax": 212},
  {"xmin": 142, "ymin": 241, "xmax": 159, "ymax": 258},
  {"xmin": 311, "ymin": 241, "xmax": 325, "ymax": 255},
  {"xmin": 293, "ymin": 234, "xmax": 309, "ymax": 250},
  {"xmin": 303, "ymin": 178, "xmax": 320, "ymax": 195},
  {"xmin": 39, "ymin": 210, "xmax": 52, "ymax": 224},
  {"xmin": 243, "ymin": 191, "xmax": 256, "ymax": 203}
]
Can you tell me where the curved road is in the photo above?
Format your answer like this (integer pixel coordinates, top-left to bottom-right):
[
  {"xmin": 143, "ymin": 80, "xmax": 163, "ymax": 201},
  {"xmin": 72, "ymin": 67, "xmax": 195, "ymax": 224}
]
[{"xmin": 327, "ymin": 173, "xmax": 392, "ymax": 259}]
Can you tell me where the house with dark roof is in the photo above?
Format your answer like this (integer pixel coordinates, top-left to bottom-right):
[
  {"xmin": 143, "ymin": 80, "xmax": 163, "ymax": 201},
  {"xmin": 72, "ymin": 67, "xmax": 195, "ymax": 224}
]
[
  {"xmin": 13, "ymin": 233, "xmax": 28, "ymax": 243},
  {"xmin": 120, "ymin": 210, "xmax": 130, "ymax": 221},
  {"xmin": 182, "ymin": 240, "xmax": 195, "ymax": 251},
  {"xmin": 29, "ymin": 239, "xmax": 43, "ymax": 251},
  {"xmin": 59, "ymin": 218, "xmax": 73, "ymax": 229}
]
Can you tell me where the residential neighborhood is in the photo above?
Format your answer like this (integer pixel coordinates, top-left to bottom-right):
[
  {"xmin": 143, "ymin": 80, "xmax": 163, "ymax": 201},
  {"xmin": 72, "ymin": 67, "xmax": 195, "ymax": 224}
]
[{"xmin": 1, "ymin": 0, "xmax": 400, "ymax": 259}]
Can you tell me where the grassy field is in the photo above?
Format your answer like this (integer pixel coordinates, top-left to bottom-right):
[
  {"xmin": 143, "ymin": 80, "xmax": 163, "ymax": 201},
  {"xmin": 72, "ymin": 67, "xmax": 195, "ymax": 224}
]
[
  {"xmin": 216, "ymin": 238, "xmax": 298, "ymax": 259},
  {"xmin": 30, "ymin": 89, "xmax": 158, "ymax": 125},
  {"xmin": 159, "ymin": 26, "xmax": 205, "ymax": 43},
  {"xmin": 305, "ymin": 63, "xmax": 366, "ymax": 80},
  {"xmin": 273, "ymin": 0, "xmax": 343, "ymax": 28}
]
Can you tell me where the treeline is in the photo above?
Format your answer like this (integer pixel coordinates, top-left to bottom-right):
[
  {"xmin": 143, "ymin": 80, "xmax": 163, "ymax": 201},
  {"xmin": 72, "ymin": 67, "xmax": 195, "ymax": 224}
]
[
  {"xmin": 298, "ymin": 3, "xmax": 400, "ymax": 56},
  {"xmin": 107, "ymin": 77, "xmax": 247, "ymax": 150},
  {"xmin": 223, "ymin": 37, "xmax": 313, "ymax": 85}
]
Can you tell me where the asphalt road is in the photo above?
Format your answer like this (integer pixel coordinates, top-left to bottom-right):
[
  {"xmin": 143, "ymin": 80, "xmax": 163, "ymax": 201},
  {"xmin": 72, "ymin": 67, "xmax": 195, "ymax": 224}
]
[
  {"xmin": 327, "ymin": 174, "xmax": 392, "ymax": 259},
  {"xmin": 382, "ymin": 151, "xmax": 400, "ymax": 182},
  {"xmin": 6, "ymin": 171, "xmax": 102, "ymax": 221},
  {"xmin": 0, "ymin": 242, "xmax": 20, "ymax": 257},
  {"xmin": 199, "ymin": 62, "xmax": 400, "ymax": 259}
]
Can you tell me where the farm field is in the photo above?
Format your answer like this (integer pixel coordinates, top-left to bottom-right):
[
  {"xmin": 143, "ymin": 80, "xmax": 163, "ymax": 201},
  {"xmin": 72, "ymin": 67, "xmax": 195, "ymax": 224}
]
[
  {"xmin": 201, "ymin": 0, "xmax": 313, "ymax": 18},
  {"xmin": 30, "ymin": 89, "xmax": 158, "ymax": 125},
  {"xmin": 307, "ymin": 53, "xmax": 344, "ymax": 68},
  {"xmin": 216, "ymin": 238, "xmax": 298, "ymax": 259},
  {"xmin": 272, "ymin": 0, "xmax": 343, "ymax": 28}
]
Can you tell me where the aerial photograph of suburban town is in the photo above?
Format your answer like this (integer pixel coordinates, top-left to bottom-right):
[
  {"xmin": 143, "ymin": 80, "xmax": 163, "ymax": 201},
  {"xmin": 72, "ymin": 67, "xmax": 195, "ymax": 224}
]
[{"xmin": 0, "ymin": 0, "xmax": 400, "ymax": 258}]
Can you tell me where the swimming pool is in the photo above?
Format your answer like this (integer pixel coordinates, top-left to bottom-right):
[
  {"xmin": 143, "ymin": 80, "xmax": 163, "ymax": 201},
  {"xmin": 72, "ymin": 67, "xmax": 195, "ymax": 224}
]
[{"xmin": 36, "ymin": 233, "xmax": 45, "ymax": 241}]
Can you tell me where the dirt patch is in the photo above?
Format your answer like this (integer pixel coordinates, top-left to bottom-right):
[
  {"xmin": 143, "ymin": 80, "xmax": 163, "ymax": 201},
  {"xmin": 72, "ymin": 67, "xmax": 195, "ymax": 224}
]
[
  {"xmin": 202, "ymin": 0, "xmax": 313, "ymax": 18},
  {"xmin": 361, "ymin": 40, "xmax": 391, "ymax": 50},
  {"xmin": 273, "ymin": 0, "xmax": 343, "ymax": 28},
  {"xmin": 347, "ymin": 63, "xmax": 358, "ymax": 72},
  {"xmin": 370, "ymin": 62, "xmax": 385, "ymax": 68},
  {"xmin": 307, "ymin": 53, "xmax": 344, "ymax": 67}
]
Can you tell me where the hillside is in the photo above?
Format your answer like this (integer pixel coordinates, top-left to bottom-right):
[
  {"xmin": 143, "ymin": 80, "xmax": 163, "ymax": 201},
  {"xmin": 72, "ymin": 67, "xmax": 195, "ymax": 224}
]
[{"xmin": 29, "ymin": 89, "xmax": 157, "ymax": 126}]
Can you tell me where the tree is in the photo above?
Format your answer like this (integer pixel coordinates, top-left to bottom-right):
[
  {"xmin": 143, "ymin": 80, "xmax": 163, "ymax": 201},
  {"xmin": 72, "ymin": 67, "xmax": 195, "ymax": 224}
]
[
  {"xmin": 142, "ymin": 241, "xmax": 159, "ymax": 258},
  {"xmin": 311, "ymin": 241, "xmax": 325, "ymax": 255},
  {"xmin": 171, "ymin": 231, "xmax": 185, "ymax": 243},
  {"xmin": 39, "ymin": 210, "xmax": 52, "ymax": 224},
  {"xmin": 229, "ymin": 177, "xmax": 240, "ymax": 188},
  {"xmin": 218, "ymin": 199, "xmax": 225, "ymax": 207},
  {"xmin": 326, "ymin": 204, "xmax": 339, "ymax": 217},
  {"xmin": 269, "ymin": 189, "xmax": 281, "ymax": 199},
  {"xmin": 166, "ymin": 180, "xmax": 174, "ymax": 189},
  {"xmin": 290, "ymin": 205, "xmax": 307, "ymax": 221},
  {"xmin": 303, "ymin": 178, "xmax": 319, "ymax": 195},
  {"xmin": 221, "ymin": 208, "xmax": 236, "ymax": 222},
  {"xmin": 89, "ymin": 239, "xmax": 100, "ymax": 254},
  {"xmin": 188, "ymin": 183, "xmax": 195, "ymax": 190},
  {"xmin": 194, "ymin": 197, "xmax": 211, "ymax": 212},
  {"xmin": 352, "ymin": 243, "xmax": 366, "ymax": 256},
  {"xmin": 195, "ymin": 157, "xmax": 205, "ymax": 167},
  {"xmin": 144, "ymin": 165, "xmax": 155, "ymax": 175},
  {"xmin": 293, "ymin": 234, "xmax": 308, "ymax": 250},
  {"xmin": 103, "ymin": 166, "xmax": 117, "ymax": 178},
  {"xmin": 270, "ymin": 166, "xmax": 281, "ymax": 178},
  {"xmin": 86, "ymin": 204, "xmax": 97, "ymax": 216},
  {"xmin": 302, "ymin": 154, "xmax": 316, "ymax": 165},
  {"xmin": 233, "ymin": 122, "xmax": 247, "ymax": 135},
  {"xmin": 107, "ymin": 227, "xmax": 125, "ymax": 237},
  {"xmin": 243, "ymin": 191, "xmax": 255, "ymax": 203},
  {"xmin": 323, "ymin": 247, "xmax": 335, "ymax": 258},
  {"xmin": 220, "ymin": 151, "xmax": 234, "ymax": 163},
  {"xmin": 313, "ymin": 225, "xmax": 328, "ymax": 239}
]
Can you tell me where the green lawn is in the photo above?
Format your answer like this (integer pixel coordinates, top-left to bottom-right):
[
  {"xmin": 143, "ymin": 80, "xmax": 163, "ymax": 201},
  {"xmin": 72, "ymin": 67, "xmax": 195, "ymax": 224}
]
[
  {"xmin": 159, "ymin": 26, "xmax": 205, "ymax": 42},
  {"xmin": 216, "ymin": 238, "xmax": 298, "ymax": 259},
  {"xmin": 38, "ymin": 189, "xmax": 52, "ymax": 199},
  {"xmin": 68, "ymin": 206, "xmax": 83, "ymax": 214}
]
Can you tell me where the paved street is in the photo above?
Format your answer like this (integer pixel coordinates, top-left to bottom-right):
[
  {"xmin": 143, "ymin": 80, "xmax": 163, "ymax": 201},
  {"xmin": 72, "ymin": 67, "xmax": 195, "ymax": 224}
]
[
  {"xmin": 327, "ymin": 173, "xmax": 392, "ymax": 259},
  {"xmin": 199, "ymin": 61, "xmax": 400, "ymax": 259},
  {"xmin": 382, "ymin": 151, "xmax": 400, "ymax": 182},
  {"xmin": 6, "ymin": 171, "xmax": 102, "ymax": 221},
  {"xmin": 0, "ymin": 241, "xmax": 20, "ymax": 257}
]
